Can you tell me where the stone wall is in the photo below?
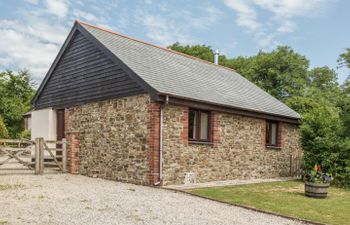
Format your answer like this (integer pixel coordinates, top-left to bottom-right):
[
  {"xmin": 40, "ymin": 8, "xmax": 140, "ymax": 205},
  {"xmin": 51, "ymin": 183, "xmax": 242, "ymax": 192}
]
[
  {"xmin": 66, "ymin": 94, "xmax": 152, "ymax": 185},
  {"xmin": 162, "ymin": 104, "xmax": 302, "ymax": 185}
]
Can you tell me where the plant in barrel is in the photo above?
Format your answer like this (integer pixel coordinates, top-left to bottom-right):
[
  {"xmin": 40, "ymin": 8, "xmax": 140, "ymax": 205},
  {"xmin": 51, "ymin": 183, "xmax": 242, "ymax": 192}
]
[{"xmin": 304, "ymin": 164, "xmax": 332, "ymax": 198}]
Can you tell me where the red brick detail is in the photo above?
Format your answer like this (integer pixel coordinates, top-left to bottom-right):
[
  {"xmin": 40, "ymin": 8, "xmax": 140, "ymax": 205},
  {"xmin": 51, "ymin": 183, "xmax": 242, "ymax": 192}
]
[
  {"xmin": 67, "ymin": 131, "xmax": 79, "ymax": 174},
  {"xmin": 180, "ymin": 108, "xmax": 189, "ymax": 145},
  {"xmin": 147, "ymin": 102, "xmax": 161, "ymax": 185},
  {"xmin": 211, "ymin": 112, "xmax": 219, "ymax": 147},
  {"xmin": 278, "ymin": 122, "xmax": 284, "ymax": 148},
  {"xmin": 64, "ymin": 108, "xmax": 79, "ymax": 175}
]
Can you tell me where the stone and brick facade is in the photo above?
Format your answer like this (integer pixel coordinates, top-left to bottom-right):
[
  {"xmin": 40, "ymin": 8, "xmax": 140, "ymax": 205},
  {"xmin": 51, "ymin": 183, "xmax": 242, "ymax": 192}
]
[
  {"xmin": 161, "ymin": 104, "xmax": 302, "ymax": 186},
  {"xmin": 65, "ymin": 94, "xmax": 153, "ymax": 185},
  {"xmin": 63, "ymin": 94, "xmax": 302, "ymax": 186}
]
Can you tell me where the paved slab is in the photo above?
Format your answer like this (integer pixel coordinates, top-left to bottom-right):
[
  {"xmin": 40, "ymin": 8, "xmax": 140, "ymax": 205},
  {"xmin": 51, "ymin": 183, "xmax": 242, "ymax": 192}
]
[
  {"xmin": 164, "ymin": 177, "xmax": 298, "ymax": 190},
  {"xmin": 0, "ymin": 173, "xmax": 308, "ymax": 225}
]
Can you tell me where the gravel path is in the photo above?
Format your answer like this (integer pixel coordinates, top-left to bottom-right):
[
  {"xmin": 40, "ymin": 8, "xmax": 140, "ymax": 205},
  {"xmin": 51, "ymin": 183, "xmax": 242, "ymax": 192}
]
[{"xmin": 0, "ymin": 173, "xmax": 308, "ymax": 225}]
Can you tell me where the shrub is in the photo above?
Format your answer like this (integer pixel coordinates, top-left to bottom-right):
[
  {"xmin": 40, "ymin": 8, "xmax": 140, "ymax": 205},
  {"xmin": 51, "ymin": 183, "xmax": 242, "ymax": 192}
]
[
  {"xmin": 19, "ymin": 129, "xmax": 31, "ymax": 139},
  {"xmin": 321, "ymin": 140, "xmax": 350, "ymax": 188},
  {"xmin": 0, "ymin": 117, "xmax": 9, "ymax": 138}
]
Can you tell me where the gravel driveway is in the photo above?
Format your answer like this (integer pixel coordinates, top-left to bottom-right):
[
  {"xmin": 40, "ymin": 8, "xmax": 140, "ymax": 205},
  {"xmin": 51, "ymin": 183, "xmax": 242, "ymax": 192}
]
[{"xmin": 0, "ymin": 173, "xmax": 308, "ymax": 225}]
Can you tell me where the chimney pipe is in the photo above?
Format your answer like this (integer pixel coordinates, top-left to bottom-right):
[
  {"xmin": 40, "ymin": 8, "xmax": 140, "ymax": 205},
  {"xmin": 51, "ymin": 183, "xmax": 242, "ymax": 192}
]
[{"xmin": 214, "ymin": 49, "xmax": 219, "ymax": 65}]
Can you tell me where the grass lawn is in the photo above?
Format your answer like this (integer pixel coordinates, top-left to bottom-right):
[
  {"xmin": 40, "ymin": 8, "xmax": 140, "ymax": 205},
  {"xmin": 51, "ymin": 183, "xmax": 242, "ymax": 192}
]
[{"xmin": 188, "ymin": 181, "xmax": 350, "ymax": 225}]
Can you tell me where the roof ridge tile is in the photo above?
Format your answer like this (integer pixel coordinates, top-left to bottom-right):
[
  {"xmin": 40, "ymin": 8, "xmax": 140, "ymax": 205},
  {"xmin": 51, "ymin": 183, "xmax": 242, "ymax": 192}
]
[{"xmin": 76, "ymin": 20, "xmax": 238, "ymax": 73}]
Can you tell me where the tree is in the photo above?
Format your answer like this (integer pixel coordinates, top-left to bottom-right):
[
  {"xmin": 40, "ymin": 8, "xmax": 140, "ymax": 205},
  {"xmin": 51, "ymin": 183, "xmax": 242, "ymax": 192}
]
[
  {"xmin": 168, "ymin": 42, "xmax": 214, "ymax": 62},
  {"xmin": 342, "ymin": 76, "xmax": 350, "ymax": 95},
  {"xmin": 308, "ymin": 66, "xmax": 339, "ymax": 91},
  {"xmin": 168, "ymin": 42, "xmax": 229, "ymax": 66},
  {"xmin": 338, "ymin": 48, "xmax": 350, "ymax": 95},
  {"xmin": 0, "ymin": 70, "xmax": 35, "ymax": 137},
  {"xmin": 227, "ymin": 46, "xmax": 309, "ymax": 101},
  {"xmin": 338, "ymin": 50, "xmax": 350, "ymax": 139},
  {"xmin": 338, "ymin": 48, "xmax": 350, "ymax": 69}
]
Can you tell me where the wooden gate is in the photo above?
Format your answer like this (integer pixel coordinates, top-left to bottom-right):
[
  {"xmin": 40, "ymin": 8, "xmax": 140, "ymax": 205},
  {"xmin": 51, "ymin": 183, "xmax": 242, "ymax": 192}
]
[
  {"xmin": 34, "ymin": 138, "xmax": 67, "ymax": 174},
  {"xmin": 0, "ymin": 138, "xmax": 67, "ymax": 174},
  {"xmin": 0, "ymin": 139, "xmax": 35, "ymax": 170}
]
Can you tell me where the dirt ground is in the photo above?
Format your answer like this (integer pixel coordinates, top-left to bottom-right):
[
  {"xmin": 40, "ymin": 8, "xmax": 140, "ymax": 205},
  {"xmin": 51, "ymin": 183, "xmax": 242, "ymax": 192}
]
[{"xmin": 0, "ymin": 159, "xmax": 306, "ymax": 225}]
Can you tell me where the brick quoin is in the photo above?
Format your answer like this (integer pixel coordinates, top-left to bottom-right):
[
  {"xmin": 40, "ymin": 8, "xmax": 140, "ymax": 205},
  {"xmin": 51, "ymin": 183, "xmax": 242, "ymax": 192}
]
[
  {"xmin": 68, "ymin": 132, "xmax": 79, "ymax": 174},
  {"xmin": 180, "ymin": 107, "xmax": 189, "ymax": 145},
  {"xmin": 278, "ymin": 122, "xmax": 285, "ymax": 148},
  {"xmin": 147, "ymin": 102, "xmax": 161, "ymax": 185},
  {"xmin": 64, "ymin": 108, "xmax": 79, "ymax": 175},
  {"xmin": 211, "ymin": 112, "xmax": 219, "ymax": 147}
]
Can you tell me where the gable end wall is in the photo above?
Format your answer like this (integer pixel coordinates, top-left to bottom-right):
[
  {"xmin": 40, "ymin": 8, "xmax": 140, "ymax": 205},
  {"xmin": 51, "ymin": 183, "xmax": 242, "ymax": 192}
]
[
  {"xmin": 34, "ymin": 30, "xmax": 145, "ymax": 109},
  {"xmin": 65, "ymin": 94, "xmax": 159, "ymax": 185}
]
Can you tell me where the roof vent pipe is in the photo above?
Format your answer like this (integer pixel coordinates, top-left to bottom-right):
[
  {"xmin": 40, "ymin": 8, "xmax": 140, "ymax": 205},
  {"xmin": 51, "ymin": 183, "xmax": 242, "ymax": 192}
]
[{"xmin": 214, "ymin": 49, "xmax": 219, "ymax": 65}]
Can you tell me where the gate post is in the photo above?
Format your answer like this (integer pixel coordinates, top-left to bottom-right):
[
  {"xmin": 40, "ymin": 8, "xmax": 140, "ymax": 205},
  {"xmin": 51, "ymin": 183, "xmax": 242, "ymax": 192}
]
[
  {"xmin": 39, "ymin": 138, "xmax": 44, "ymax": 175},
  {"xmin": 66, "ymin": 131, "xmax": 79, "ymax": 175},
  {"xmin": 62, "ymin": 138, "xmax": 67, "ymax": 173},
  {"xmin": 34, "ymin": 138, "xmax": 40, "ymax": 175}
]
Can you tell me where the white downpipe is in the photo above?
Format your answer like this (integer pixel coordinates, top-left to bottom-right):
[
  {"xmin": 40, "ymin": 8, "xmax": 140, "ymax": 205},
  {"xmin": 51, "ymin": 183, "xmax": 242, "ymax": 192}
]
[
  {"xmin": 154, "ymin": 95, "xmax": 168, "ymax": 186},
  {"xmin": 159, "ymin": 105, "xmax": 163, "ymax": 181}
]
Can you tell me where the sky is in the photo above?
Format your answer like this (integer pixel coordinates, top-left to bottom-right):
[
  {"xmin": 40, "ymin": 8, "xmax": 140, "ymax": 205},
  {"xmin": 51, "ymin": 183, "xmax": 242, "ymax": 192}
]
[{"xmin": 0, "ymin": 0, "xmax": 349, "ymax": 85}]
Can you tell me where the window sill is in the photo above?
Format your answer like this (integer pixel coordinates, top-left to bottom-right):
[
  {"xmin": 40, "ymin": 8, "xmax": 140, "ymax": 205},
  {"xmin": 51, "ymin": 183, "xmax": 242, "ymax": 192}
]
[
  {"xmin": 188, "ymin": 141, "xmax": 214, "ymax": 145},
  {"xmin": 265, "ymin": 145, "xmax": 282, "ymax": 150}
]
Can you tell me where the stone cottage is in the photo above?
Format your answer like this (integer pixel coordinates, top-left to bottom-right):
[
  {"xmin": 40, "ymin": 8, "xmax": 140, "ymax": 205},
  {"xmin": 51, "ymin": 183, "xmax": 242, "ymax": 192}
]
[{"xmin": 30, "ymin": 21, "xmax": 302, "ymax": 186}]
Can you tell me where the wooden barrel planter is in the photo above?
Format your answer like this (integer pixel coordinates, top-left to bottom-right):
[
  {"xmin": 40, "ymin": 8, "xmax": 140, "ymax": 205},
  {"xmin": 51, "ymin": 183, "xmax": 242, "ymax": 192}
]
[{"xmin": 305, "ymin": 182, "xmax": 329, "ymax": 198}]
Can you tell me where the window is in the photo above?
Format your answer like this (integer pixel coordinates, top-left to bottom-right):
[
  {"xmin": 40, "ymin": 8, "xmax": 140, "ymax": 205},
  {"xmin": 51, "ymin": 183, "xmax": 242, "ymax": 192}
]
[
  {"xmin": 266, "ymin": 121, "xmax": 279, "ymax": 146},
  {"xmin": 188, "ymin": 109, "xmax": 211, "ymax": 142}
]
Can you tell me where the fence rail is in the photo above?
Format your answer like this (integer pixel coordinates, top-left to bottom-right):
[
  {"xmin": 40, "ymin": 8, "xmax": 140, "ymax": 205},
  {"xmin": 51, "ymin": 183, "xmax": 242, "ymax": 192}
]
[
  {"xmin": 0, "ymin": 138, "xmax": 68, "ymax": 174},
  {"xmin": 0, "ymin": 139, "xmax": 34, "ymax": 169},
  {"xmin": 0, "ymin": 139, "xmax": 34, "ymax": 145}
]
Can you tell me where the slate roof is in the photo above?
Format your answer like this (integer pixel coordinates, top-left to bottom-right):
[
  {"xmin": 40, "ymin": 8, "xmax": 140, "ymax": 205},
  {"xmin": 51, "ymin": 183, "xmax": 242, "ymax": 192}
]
[{"xmin": 79, "ymin": 22, "xmax": 300, "ymax": 119}]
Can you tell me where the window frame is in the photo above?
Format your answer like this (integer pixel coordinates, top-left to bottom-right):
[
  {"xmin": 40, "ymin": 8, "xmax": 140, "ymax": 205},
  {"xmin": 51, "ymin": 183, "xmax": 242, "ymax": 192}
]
[
  {"xmin": 188, "ymin": 109, "xmax": 211, "ymax": 142},
  {"xmin": 266, "ymin": 120, "xmax": 279, "ymax": 147}
]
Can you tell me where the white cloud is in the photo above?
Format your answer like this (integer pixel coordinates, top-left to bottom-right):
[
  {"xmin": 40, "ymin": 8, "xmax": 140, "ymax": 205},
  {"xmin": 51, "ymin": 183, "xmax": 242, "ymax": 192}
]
[
  {"xmin": 25, "ymin": 0, "xmax": 39, "ymax": 4},
  {"xmin": 142, "ymin": 15, "xmax": 193, "ymax": 46},
  {"xmin": 224, "ymin": 0, "xmax": 331, "ymax": 48},
  {"xmin": 189, "ymin": 6, "xmax": 223, "ymax": 30},
  {"xmin": 277, "ymin": 21, "xmax": 296, "ymax": 33},
  {"xmin": 73, "ymin": 9, "xmax": 99, "ymax": 22},
  {"xmin": 0, "ymin": 28, "xmax": 60, "ymax": 79},
  {"xmin": 253, "ymin": 0, "xmax": 330, "ymax": 19},
  {"xmin": 254, "ymin": 0, "xmax": 331, "ymax": 34},
  {"xmin": 224, "ymin": 0, "xmax": 260, "ymax": 32},
  {"xmin": 73, "ymin": 9, "xmax": 109, "ymax": 25},
  {"xmin": 44, "ymin": 0, "xmax": 68, "ymax": 18},
  {"xmin": 0, "ymin": 3, "xmax": 71, "ymax": 81},
  {"xmin": 139, "ymin": 3, "xmax": 222, "ymax": 46}
]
